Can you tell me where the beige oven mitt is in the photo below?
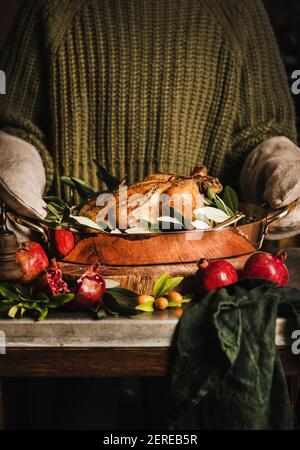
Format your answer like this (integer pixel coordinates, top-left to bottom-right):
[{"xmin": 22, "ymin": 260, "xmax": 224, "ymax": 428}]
[
  {"xmin": 240, "ymin": 136, "xmax": 300, "ymax": 240},
  {"xmin": 0, "ymin": 131, "xmax": 47, "ymax": 240}
]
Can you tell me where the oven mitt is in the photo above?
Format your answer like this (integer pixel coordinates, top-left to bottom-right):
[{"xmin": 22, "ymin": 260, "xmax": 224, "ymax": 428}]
[
  {"xmin": 240, "ymin": 136, "xmax": 300, "ymax": 240},
  {"xmin": 0, "ymin": 131, "xmax": 47, "ymax": 220}
]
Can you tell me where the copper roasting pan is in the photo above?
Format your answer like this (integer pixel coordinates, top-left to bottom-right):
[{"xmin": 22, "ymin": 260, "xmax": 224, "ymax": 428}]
[{"xmin": 9, "ymin": 203, "xmax": 293, "ymax": 266}]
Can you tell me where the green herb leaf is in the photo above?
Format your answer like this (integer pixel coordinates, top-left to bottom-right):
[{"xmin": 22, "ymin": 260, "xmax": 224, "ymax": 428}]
[
  {"xmin": 0, "ymin": 299, "xmax": 17, "ymax": 305},
  {"xmin": 214, "ymin": 197, "xmax": 234, "ymax": 217},
  {"xmin": 207, "ymin": 189, "xmax": 216, "ymax": 202},
  {"xmin": 70, "ymin": 177, "xmax": 96, "ymax": 198},
  {"xmin": 96, "ymin": 305, "xmax": 107, "ymax": 320},
  {"xmin": 0, "ymin": 282, "xmax": 73, "ymax": 321},
  {"xmin": 135, "ymin": 301, "xmax": 155, "ymax": 312},
  {"xmin": 43, "ymin": 216, "xmax": 60, "ymax": 225},
  {"xmin": 167, "ymin": 301, "xmax": 183, "ymax": 308},
  {"xmin": 48, "ymin": 202, "xmax": 65, "ymax": 213},
  {"xmin": 103, "ymin": 288, "xmax": 138, "ymax": 315},
  {"xmin": 205, "ymin": 187, "xmax": 236, "ymax": 218},
  {"xmin": 60, "ymin": 176, "xmax": 76, "ymax": 189},
  {"xmin": 19, "ymin": 301, "xmax": 39, "ymax": 311},
  {"xmin": 36, "ymin": 306, "xmax": 48, "ymax": 321},
  {"xmin": 182, "ymin": 296, "xmax": 193, "ymax": 304},
  {"xmin": 8, "ymin": 305, "xmax": 19, "ymax": 319},
  {"xmin": 138, "ymin": 219, "xmax": 162, "ymax": 233},
  {"xmin": 47, "ymin": 293, "xmax": 75, "ymax": 308},
  {"xmin": 194, "ymin": 207, "xmax": 230, "ymax": 223},
  {"xmin": 168, "ymin": 207, "xmax": 188, "ymax": 230},
  {"xmin": 70, "ymin": 216, "xmax": 103, "ymax": 231},
  {"xmin": 0, "ymin": 304, "xmax": 12, "ymax": 313},
  {"xmin": 14, "ymin": 286, "xmax": 28, "ymax": 297},
  {"xmin": 152, "ymin": 273, "xmax": 170, "ymax": 298},
  {"xmin": 223, "ymin": 186, "xmax": 239, "ymax": 214},
  {"xmin": 35, "ymin": 292, "xmax": 50, "ymax": 303},
  {"xmin": 44, "ymin": 196, "xmax": 69, "ymax": 208},
  {"xmin": 0, "ymin": 284, "xmax": 19, "ymax": 301},
  {"xmin": 60, "ymin": 176, "xmax": 95, "ymax": 199},
  {"xmin": 93, "ymin": 160, "xmax": 121, "ymax": 190},
  {"xmin": 160, "ymin": 277, "xmax": 184, "ymax": 297},
  {"xmin": 46, "ymin": 204, "xmax": 62, "ymax": 219}
]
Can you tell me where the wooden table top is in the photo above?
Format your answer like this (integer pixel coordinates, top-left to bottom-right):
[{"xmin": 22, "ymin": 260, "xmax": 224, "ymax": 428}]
[{"xmin": 0, "ymin": 248, "xmax": 299, "ymax": 350}]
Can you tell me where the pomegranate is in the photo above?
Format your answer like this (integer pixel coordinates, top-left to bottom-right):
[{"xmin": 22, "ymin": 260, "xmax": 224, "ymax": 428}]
[
  {"xmin": 54, "ymin": 229, "xmax": 75, "ymax": 258},
  {"xmin": 195, "ymin": 259, "xmax": 238, "ymax": 294},
  {"xmin": 16, "ymin": 241, "xmax": 49, "ymax": 284},
  {"xmin": 36, "ymin": 259, "xmax": 70, "ymax": 295},
  {"xmin": 35, "ymin": 259, "xmax": 106, "ymax": 310},
  {"xmin": 71, "ymin": 264, "xmax": 106, "ymax": 309},
  {"xmin": 242, "ymin": 251, "xmax": 289, "ymax": 287}
]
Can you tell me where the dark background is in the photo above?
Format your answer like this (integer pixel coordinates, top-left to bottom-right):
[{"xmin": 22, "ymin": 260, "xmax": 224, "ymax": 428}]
[
  {"xmin": 264, "ymin": 0, "xmax": 300, "ymax": 124},
  {"xmin": 0, "ymin": 0, "xmax": 300, "ymax": 430}
]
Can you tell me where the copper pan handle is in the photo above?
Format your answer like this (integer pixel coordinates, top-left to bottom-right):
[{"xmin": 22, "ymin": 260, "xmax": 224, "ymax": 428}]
[
  {"xmin": 257, "ymin": 200, "xmax": 297, "ymax": 249},
  {"xmin": 7, "ymin": 211, "xmax": 49, "ymax": 243},
  {"xmin": 264, "ymin": 200, "xmax": 297, "ymax": 235}
]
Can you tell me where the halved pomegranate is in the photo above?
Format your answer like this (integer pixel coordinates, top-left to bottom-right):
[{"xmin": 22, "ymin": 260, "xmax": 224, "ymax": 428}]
[
  {"xmin": 71, "ymin": 265, "xmax": 106, "ymax": 309},
  {"xmin": 36, "ymin": 259, "xmax": 70, "ymax": 295},
  {"xmin": 35, "ymin": 259, "xmax": 106, "ymax": 310}
]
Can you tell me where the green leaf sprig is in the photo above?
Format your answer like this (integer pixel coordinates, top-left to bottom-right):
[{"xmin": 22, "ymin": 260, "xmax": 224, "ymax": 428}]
[
  {"xmin": 94, "ymin": 287, "xmax": 138, "ymax": 319},
  {"xmin": 43, "ymin": 164, "xmax": 122, "ymax": 232},
  {"xmin": 0, "ymin": 283, "xmax": 74, "ymax": 321},
  {"xmin": 222, "ymin": 186, "xmax": 239, "ymax": 214},
  {"xmin": 60, "ymin": 176, "xmax": 96, "ymax": 199},
  {"xmin": 43, "ymin": 194, "xmax": 105, "ymax": 232},
  {"xmin": 93, "ymin": 160, "xmax": 121, "ymax": 191},
  {"xmin": 135, "ymin": 273, "xmax": 192, "ymax": 312}
]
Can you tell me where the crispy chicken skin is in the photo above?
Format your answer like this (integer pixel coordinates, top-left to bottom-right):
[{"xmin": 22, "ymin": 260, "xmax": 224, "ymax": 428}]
[{"xmin": 79, "ymin": 166, "xmax": 222, "ymax": 228}]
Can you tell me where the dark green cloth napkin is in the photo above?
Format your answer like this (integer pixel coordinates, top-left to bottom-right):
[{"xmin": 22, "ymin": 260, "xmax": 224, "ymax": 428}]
[{"xmin": 170, "ymin": 281, "xmax": 300, "ymax": 430}]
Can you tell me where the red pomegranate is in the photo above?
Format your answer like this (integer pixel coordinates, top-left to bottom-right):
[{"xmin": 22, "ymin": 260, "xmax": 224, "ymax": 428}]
[
  {"xmin": 16, "ymin": 241, "xmax": 49, "ymax": 284},
  {"xmin": 242, "ymin": 251, "xmax": 289, "ymax": 287},
  {"xmin": 71, "ymin": 265, "xmax": 106, "ymax": 309},
  {"xmin": 36, "ymin": 259, "xmax": 70, "ymax": 295},
  {"xmin": 195, "ymin": 259, "xmax": 238, "ymax": 294},
  {"xmin": 54, "ymin": 229, "xmax": 75, "ymax": 258},
  {"xmin": 35, "ymin": 259, "xmax": 106, "ymax": 309}
]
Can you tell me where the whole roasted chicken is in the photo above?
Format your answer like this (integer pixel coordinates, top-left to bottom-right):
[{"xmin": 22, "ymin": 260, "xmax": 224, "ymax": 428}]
[{"xmin": 80, "ymin": 166, "xmax": 223, "ymax": 230}]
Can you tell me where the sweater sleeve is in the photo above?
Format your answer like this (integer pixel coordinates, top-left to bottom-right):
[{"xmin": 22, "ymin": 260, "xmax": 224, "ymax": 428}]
[
  {"xmin": 0, "ymin": 0, "xmax": 54, "ymax": 192},
  {"xmin": 226, "ymin": 0, "xmax": 297, "ymax": 181}
]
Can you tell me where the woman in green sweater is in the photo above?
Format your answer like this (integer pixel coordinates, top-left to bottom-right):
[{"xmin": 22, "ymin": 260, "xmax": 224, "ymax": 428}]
[{"xmin": 0, "ymin": 0, "xmax": 300, "ymax": 238}]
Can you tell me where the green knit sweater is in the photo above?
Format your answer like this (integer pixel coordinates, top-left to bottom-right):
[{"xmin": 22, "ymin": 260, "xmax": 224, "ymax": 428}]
[{"xmin": 0, "ymin": 0, "xmax": 297, "ymax": 197}]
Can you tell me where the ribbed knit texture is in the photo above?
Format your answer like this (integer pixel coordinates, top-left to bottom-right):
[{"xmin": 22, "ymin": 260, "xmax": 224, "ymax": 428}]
[{"xmin": 0, "ymin": 0, "xmax": 297, "ymax": 197}]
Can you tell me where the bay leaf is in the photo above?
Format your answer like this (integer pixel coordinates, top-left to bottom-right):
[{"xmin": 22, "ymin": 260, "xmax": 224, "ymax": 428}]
[
  {"xmin": 153, "ymin": 273, "xmax": 170, "ymax": 298},
  {"xmin": 194, "ymin": 207, "xmax": 230, "ymax": 223},
  {"xmin": 71, "ymin": 216, "xmax": 103, "ymax": 231}
]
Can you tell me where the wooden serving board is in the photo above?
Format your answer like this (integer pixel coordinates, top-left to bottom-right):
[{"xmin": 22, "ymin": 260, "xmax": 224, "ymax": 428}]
[{"xmin": 61, "ymin": 254, "xmax": 251, "ymax": 293}]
